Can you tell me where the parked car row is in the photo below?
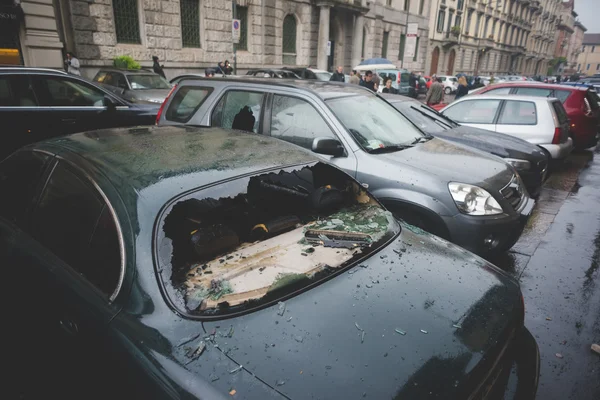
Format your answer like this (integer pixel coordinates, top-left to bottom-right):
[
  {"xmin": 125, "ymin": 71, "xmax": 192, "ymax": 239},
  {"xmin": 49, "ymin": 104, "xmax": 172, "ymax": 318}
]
[{"xmin": 1, "ymin": 67, "xmax": 564, "ymax": 400}]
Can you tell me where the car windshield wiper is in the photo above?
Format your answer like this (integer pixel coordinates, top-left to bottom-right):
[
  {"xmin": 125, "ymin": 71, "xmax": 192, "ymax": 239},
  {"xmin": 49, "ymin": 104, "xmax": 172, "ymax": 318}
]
[
  {"xmin": 367, "ymin": 144, "xmax": 413, "ymax": 154},
  {"xmin": 411, "ymin": 135, "xmax": 435, "ymax": 145},
  {"xmin": 418, "ymin": 105, "xmax": 459, "ymax": 127}
]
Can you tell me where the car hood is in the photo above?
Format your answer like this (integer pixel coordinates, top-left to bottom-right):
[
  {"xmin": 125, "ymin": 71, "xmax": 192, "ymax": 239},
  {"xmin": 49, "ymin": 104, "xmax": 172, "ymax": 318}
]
[
  {"xmin": 374, "ymin": 137, "xmax": 515, "ymax": 189},
  {"xmin": 431, "ymin": 125, "xmax": 548, "ymax": 162},
  {"xmin": 127, "ymin": 89, "xmax": 171, "ymax": 104},
  {"xmin": 201, "ymin": 228, "xmax": 523, "ymax": 399}
]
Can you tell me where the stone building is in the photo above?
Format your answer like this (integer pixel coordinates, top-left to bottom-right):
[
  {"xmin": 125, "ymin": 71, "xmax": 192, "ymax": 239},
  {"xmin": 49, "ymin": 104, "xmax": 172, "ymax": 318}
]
[
  {"xmin": 426, "ymin": 0, "xmax": 573, "ymax": 77},
  {"xmin": 577, "ymin": 33, "xmax": 600, "ymax": 76},
  {"xmin": 2, "ymin": 0, "xmax": 432, "ymax": 78}
]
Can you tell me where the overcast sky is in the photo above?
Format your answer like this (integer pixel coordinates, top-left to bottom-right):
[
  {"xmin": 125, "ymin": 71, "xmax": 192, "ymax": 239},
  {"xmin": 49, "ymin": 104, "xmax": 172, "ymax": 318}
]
[{"xmin": 575, "ymin": 0, "xmax": 599, "ymax": 33}]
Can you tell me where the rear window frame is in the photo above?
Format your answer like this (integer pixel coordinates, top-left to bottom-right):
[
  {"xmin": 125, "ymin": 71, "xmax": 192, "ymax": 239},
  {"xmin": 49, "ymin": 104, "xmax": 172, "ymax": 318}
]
[
  {"xmin": 165, "ymin": 85, "xmax": 213, "ymax": 123},
  {"xmin": 497, "ymin": 100, "xmax": 538, "ymax": 126},
  {"xmin": 152, "ymin": 161, "xmax": 400, "ymax": 320}
]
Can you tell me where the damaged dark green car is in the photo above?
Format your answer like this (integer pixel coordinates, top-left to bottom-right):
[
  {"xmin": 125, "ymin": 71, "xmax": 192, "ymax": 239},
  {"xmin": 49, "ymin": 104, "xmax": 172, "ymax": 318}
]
[{"xmin": 2, "ymin": 126, "xmax": 539, "ymax": 399}]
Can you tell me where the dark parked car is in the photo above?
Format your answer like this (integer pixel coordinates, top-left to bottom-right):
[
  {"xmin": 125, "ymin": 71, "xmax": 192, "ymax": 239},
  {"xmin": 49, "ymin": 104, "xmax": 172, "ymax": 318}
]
[
  {"xmin": 93, "ymin": 68, "xmax": 172, "ymax": 104},
  {"xmin": 158, "ymin": 79, "xmax": 535, "ymax": 255},
  {"xmin": 382, "ymin": 94, "xmax": 549, "ymax": 198},
  {"xmin": 474, "ymin": 82, "xmax": 600, "ymax": 149},
  {"xmin": 0, "ymin": 67, "xmax": 159, "ymax": 160},
  {"xmin": 245, "ymin": 69, "xmax": 301, "ymax": 79},
  {"xmin": 3, "ymin": 125, "xmax": 539, "ymax": 399}
]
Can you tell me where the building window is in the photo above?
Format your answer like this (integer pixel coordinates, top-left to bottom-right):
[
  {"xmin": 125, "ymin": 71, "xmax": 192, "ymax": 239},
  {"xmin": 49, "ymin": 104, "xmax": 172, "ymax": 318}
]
[
  {"xmin": 577, "ymin": 63, "xmax": 580, "ymax": 70},
  {"xmin": 236, "ymin": 6, "xmax": 248, "ymax": 51},
  {"xmin": 582, "ymin": 46, "xmax": 585, "ymax": 52},
  {"xmin": 180, "ymin": 0, "xmax": 200, "ymax": 48},
  {"xmin": 597, "ymin": 64, "xmax": 600, "ymax": 71},
  {"xmin": 465, "ymin": 11, "xmax": 472, "ymax": 34},
  {"xmin": 282, "ymin": 15, "xmax": 297, "ymax": 65},
  {"xmin": 593, "ymin": 46, "xmax": 596, "ymax": 53},
  {"xmin": 399, "ymin": 33, "xmax": 406, "ymax": 61},
  {"xmin": 470, "ymin": 50, "xmax": 475, "ymax": 69},
  {"xmin": 483, "ymin": 17, "xmax": 489, "ymax": 37},
  {"xmin": 447, "ymin": 11, "xmax": 454, "ymax": 37},
  {"xmin": 404, "ymin": 0, "xmax": 410, "ymax": 11},
  {"xmin": 587, "ymin": 64, "xmax": 590, "ymax": 70},
  {"xmin": 475, "ymin": 14, "xmax": 481, "ymax": 38},
  {"xmin": 419, "ymin": 0, "xmax": 425, "ymax": 15},
  {"xmin": 113, "ymin": 0, "xmax": 141, "ymax": 44},
  {"xmin": 382, "ymin": 31, "xmax": 389, "ymax": 58},
  {"xmin": 362, "ymin": 29, "xmax": 367, "ymax": 59},
  {"xmin": 386, "ymin": 0, "xmax": 392, "ymax": 5},
  {"xmin": 455, "ymin": 15, "xmax": 461, "ymax": 29},
  {"xmin": 437, "ymin": 10, "xmax": 445, "ymax": 33},
  {"xmin": 457, "ymin": 0, "xmax": 464, "ymax": 10},
  {"xmin": 460, "ymin": 49, "xmax": 465, "ymax": 69},
  {"xmin": 413, "ymin": 36, "xmax": 419, "ymax": 61}
]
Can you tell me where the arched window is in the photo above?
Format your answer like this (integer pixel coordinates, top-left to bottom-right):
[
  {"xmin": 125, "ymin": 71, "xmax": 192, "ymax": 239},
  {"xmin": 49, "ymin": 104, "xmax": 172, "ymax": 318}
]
[{"xmin": 282, "ymin": 15, "xmax": 297, "ymax": 65}]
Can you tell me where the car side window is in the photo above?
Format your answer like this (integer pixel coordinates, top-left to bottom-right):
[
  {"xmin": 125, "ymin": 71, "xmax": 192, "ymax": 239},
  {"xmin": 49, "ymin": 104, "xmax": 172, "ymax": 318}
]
[
  {"xmin": 0, "ymin": 151, "xmax": 50, "ymax": 225},
  {"xmin": 31, "ymin": 162, "xmax": 122, "ymax": 296},
  {"xmin": 514, "ymin": 87, "xmax": 552, "ymax": 98},
  {"xmin": 0, "ymin": 75, "xmax": 37, "ymax": 106},
  {"xmin": 93, "ymin": 71, "xmax": 108, "ymax": 83},
  {"xmin": 211, "ymin": 90, "xmax": 263, "ymax": 133},
  {"xmin": 553, "ymin": 90, "xmax": 571, "ymax": 103},
  {"xmin": 498, "ymin": 101, "xmax": 537, "ymax": 125},
  {"xmin": 165, "ymin": 86, "xmax": 212, "ymax": 122},
  {"xmin": 114, "ymin": 73, "xmax": 128, "ymax": 89},
  {"xmin": 33, "ymin": 76, "xmax": 105, "ymax": 107},
  {"xmin": 485, "ymin": 87, "xmax": 512, "ymax": 95},
  {"xmin": 443, "ymin": 100, "xmax": 501, "ymax": 124},
  {"xmin": 270, "ymin": 95, "xmax": 336, "ymax": 149}
]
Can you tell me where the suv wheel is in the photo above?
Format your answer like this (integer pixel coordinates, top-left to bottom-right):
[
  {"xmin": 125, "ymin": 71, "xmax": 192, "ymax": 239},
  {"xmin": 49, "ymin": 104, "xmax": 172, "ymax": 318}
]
[{"xmin": 444, "ymin": 87, "xmax": 452, "ymax": 95}]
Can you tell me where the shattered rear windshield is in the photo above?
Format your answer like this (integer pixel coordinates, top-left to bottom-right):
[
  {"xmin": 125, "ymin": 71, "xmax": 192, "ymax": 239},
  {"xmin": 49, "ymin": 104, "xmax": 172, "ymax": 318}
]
[{"xmin": 156, "ymin": 162, "xmax": 399, "ymax": 317}]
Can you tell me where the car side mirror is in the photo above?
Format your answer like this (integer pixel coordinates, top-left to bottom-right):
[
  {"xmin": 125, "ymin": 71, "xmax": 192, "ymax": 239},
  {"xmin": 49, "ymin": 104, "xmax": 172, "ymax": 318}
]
[
  {"xmin": 103, "ymin": 95, "xmax": 117, "ymax": 112},
  {"xmin": 312, "ymin": 137, "xmax": 345, "ymax": 157}
]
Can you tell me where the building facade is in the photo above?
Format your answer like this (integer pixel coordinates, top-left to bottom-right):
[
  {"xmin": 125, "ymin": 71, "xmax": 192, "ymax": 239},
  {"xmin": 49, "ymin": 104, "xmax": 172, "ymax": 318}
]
[
  {"xmin": 577, "ymin": 33, "xmax": 600, "ymax": 76},
  {"xmin": 426, "ymin": 0, "xmax": 576, "ymax": 77},
  {"xmin": 3, "ymin": 0, "xmax": 433, "ymax": 78}
]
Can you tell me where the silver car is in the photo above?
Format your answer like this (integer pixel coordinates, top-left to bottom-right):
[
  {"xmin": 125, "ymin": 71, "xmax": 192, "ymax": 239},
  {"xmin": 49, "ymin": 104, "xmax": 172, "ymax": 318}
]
[
  {"xmin": 441, "ymin": 94, "xmax": 574, "ymax": 160},
  {"xmin": 93, "ymin": 68, "xmax": 172, "ymax": 104}
]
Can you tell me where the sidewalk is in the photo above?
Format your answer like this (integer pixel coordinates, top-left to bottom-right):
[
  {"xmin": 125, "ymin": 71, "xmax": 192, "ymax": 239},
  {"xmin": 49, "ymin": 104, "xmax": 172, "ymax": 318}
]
[{"xmin": 491, "ymin": 149, "xmax": 600, "ymax": 399}]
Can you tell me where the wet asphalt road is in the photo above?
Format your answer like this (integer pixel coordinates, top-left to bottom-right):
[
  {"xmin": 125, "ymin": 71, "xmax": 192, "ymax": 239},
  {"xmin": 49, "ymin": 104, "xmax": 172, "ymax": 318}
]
[{"xmin": 488, "ymin": 148, "xmax": 600, "ymax": 399}]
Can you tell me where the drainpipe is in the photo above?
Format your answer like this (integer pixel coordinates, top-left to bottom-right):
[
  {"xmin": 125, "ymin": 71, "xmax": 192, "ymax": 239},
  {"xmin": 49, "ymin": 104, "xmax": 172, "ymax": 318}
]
[{"xmin": 261, "ymin": 0, "xmax": 265, "ymax": 66}]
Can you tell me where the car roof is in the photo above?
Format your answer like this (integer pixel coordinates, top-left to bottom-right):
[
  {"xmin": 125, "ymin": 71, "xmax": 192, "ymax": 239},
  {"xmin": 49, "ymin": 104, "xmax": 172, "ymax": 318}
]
[
  {"xmin": 460, "ymin": 94, "xmax": 559, "ymax": 102},
  {"xmin": 483, "ymin": 81, "xmax": 587, "ymax": 91},
  {"xmin": 97, "ymin": 68, "xmax": 157, "ymax": 75},
  {"xmin": 0, "ymin": 66, "xmax": 68, "ymax": 75},
  {"xmin": 32, "ymin": 126, "xmax": 317, "ymax": 213},
  {"xmin": 379, "ymin": 93, "xmax": 418, "ymax": 104},
  {"xmin": 308, "ymin": 68, "xmax": 330, "ymax": 73},
  {"xmin": 177, "ymin": 76, "xmax": 373, "ymax": 99}
]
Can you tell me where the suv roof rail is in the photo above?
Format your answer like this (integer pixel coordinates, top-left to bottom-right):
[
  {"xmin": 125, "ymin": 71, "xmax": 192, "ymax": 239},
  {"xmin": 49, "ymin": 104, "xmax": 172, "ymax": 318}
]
[{"xmin": 0, "ymin": 66, "xmax": 68, "ymax": 75}]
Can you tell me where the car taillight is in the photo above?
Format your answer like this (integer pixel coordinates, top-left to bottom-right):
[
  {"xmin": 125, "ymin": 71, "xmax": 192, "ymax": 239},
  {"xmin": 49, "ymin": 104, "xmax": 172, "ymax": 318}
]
[
  {"xmin": 156, "ymin": 84, "xmax": 178, "ymax": 125},
  {"xmin": 552, "ymin": 127, "xmax": 561, "ymax": 144}
]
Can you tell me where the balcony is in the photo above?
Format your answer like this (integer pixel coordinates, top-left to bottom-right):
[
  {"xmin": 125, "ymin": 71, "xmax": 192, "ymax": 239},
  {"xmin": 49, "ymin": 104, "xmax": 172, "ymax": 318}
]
[
  {"xmin": 480, "ymin": 36, "xmax": 495, "ymax": 49},
  {"xmin": 441, "ymin": 32, "xmax": 460, "ymax": 47}
]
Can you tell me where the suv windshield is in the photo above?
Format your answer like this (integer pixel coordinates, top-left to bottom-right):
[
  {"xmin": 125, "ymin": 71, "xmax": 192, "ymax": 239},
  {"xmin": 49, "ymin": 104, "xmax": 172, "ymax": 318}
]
[
  {"xmin": 127, "ymin": 74, "xmax": 171, "ymax": 90},
  {"xmin": 327, "ymin": 94, "xmax": 424, "ymax": 151},
  {"xmin": 157, "ymin": 162, "xmax": 398, "ymax": 316}
]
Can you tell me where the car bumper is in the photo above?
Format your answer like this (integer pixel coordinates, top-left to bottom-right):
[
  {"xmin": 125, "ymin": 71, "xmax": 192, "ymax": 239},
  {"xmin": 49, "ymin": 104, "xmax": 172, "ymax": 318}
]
[
  {"xmin": 442, "ymin": 195, "xmax": 534, "ymax": 255},
  {"xmin": 511, "ymin": 327, "xmax": 541, "ymax": 400},
  {"xmin": 540, "ymin": 137, "xmax": 573, "ymax": 159}
]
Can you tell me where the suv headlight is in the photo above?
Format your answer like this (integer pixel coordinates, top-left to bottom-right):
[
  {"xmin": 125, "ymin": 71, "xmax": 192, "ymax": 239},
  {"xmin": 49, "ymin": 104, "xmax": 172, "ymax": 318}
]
[
  {"xmin": 448, "ymin": 183, "xmax": 503, "ymax": 215},
  {"xmin": 505, "ymin": 158, "xmax": 531, "ymax": 170}
]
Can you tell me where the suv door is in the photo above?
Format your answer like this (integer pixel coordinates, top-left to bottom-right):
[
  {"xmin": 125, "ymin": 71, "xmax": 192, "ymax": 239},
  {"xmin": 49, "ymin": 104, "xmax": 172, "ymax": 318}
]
[
  {"xmin": 211, "ymin": 89, "xmax": 265, "ymax": 133},
  {"xmin": 9, "ymin": 158, "xmax": 124, "ymax": 398},
  {"xmin": 0, "ymin": 74, "xmax": 45, "ymax": 159},
  {"xmin": 31, "ymin": 74, "xmax": 108, "ymax": 135}
]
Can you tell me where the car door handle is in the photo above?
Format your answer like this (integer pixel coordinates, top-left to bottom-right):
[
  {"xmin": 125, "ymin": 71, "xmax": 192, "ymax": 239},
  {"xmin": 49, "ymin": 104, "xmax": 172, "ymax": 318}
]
[
  {"xmin": 59, "ymin": 318, "xmax": 79, "ymax": 337},
  {"xmin": 61, "ymin": 118, "xmax": 77, "ymax": 124}
]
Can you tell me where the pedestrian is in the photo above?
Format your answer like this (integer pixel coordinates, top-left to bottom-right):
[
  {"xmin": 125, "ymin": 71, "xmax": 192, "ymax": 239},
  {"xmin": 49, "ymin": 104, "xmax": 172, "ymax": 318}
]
[
  {"xmin": 408, "ymin": 72, "xmax": 418, "ymax": 97},
  {"xmin": 205, "ymin": 68, "xmax": 215, "ymax": 78},
  {"xmin": 349, "ymin": 70, "xmax": 360, "ymax": 85},
  {"xmin": 425, "ymin": 77, "xmax": 444, "ymax": 106},
  {"xmin": 556, "ymin": 75, "xmax": 561, "ymax": 83},
  {"xmin": 372, "ymin": 73, "xmax": 381, "ymax": 91},
  {"xmin": 216, "ymin": 61, "xmax": 226, "ymax": 76},
  {"xmin": 489, "ymin": 72, "xmax": 495, "ymax": 84},
  {"xmin": 455, "ymin": 76, "xmax": 469, "ymax": 99},
  {"xmin": 65, "ymin": 52, "xmax": 81, "ymax": 76},
  {"xmin": 224, "ymin": 60, "xmax": 233, "ymax": 75},
  {"xmin": 426, "ymin": 74, "xmax": 436, "ymax": 90},
  {"xmin": 381, "ymin": 77, "xmax": 398, "ymax": 94},
  {"xmin": 471, "ymin": 77, "xmax": 485, "ymax": 89},
  {"xmin": 359, "ymin": 70, "xmax": 376, "ymax": 92},
  {"xmin": 152, "ymin": 56, "xmax": 166, "ymax": 79},
  {"xmin": 330, "ymin": 65, "xmax": 345, "ymax": 82}
]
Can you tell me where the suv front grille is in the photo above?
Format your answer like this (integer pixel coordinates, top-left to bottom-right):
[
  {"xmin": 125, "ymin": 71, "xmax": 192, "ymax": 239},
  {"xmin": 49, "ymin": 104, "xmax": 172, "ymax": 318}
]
[{"xmin": 500, "ymin": 175, "xmax": 524, "ymax": 210}]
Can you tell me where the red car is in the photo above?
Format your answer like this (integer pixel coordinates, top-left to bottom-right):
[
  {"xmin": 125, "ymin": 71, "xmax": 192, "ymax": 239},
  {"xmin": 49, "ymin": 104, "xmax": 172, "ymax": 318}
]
[{"xmin": 471, "ymin": 83, "xmax": 600, "ymax": 149}]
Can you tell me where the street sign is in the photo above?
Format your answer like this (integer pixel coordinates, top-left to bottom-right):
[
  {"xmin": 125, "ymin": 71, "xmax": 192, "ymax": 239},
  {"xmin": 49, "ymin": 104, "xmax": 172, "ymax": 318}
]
[
  {"xmin": 326, "ymin": 40, "xmax": 331, "ymax": 56},
  {"xmin": 232, "ymin": 19, "xmax": 240, "ymax": 44},
  {"xmin": 404, "ymin": 23, "xmax": 419, "ymax": 60}
]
